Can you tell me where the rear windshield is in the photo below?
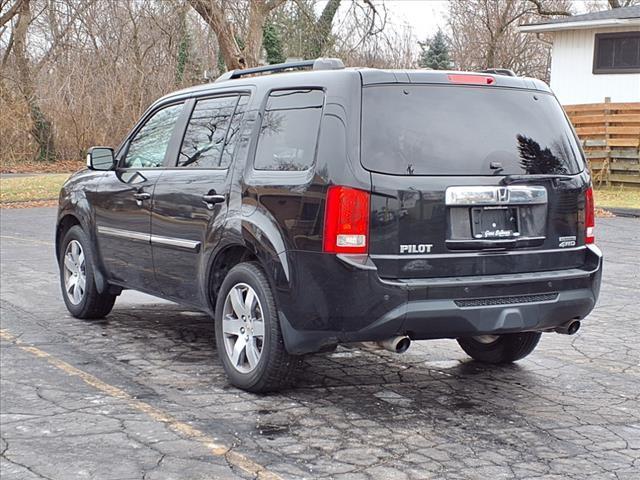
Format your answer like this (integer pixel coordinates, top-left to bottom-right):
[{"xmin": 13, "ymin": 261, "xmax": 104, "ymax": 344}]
[{"xmin": 361, "ymin": 85, "xmax": 584, "ymax": 176}]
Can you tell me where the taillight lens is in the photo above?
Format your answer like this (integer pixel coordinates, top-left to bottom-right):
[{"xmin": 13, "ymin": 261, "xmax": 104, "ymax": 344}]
[
  {"xmin": 323, "ymin": 186, "xmax": 370, "ymax": 254},
  {"xmin": 585, "ymin": 186, "xmax": 595, "ymax": 244}
]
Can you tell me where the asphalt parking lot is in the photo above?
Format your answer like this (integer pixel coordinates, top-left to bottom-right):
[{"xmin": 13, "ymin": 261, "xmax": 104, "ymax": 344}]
[{"xmin": 1, "ymin": 207, "xmax": 639, "ymax": 480}]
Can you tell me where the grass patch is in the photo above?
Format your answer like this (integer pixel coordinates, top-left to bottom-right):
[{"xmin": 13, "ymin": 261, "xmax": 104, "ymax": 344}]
[
  {"xmin": 1, "ymin": 158, "xmax": 84, "ymax": 174},
  {"xmin": 1, "ymin": 174, "xmax": 70, "ymax": 204},
  {"xmin": 594, "ymin": 186, "xmax": 640, "ymax": 210}
]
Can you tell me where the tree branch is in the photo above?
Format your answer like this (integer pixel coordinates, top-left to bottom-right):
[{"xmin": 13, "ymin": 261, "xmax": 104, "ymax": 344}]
[
  {"xmin": 0, "ymin": 0, "xmax": 22, "ymax": 29},
  {"xmin": 528, "ymin": 0, "xmax": 572, "ymax": 17}
]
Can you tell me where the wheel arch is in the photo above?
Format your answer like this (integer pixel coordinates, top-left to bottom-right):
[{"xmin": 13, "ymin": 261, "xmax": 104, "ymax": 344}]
[
  {"xmin": 205, "ymin": 218, "xmax": 292, "ymax": 315},
  {"xmin": 206, "ymin": 244, "xmax": 259, "ymax": 312},
  {"xmin": 56, "ymin": 211, "xmax": 109, "ymax": 294},
  {"xmin": 55, "ymin": 213, "xmax": 83, "ymax": 260}
]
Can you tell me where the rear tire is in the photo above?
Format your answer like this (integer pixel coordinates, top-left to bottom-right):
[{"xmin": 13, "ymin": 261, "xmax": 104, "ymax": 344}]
[
  {"xmin": 59, "ymin": 226, "xmax": 116, "ymax": 319},
  {"xmin": 215, "ymin": 262, "xmax": 300, "ymax": 393},
  {"xmin": 457, "ymin": 332, "xmax": 542, "ymax": 364}
]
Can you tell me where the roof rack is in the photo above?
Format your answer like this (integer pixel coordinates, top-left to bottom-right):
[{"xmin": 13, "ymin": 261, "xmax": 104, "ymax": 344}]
[
  {"xmin": 480, "ymin": 68, "xmax": 517, "ymax": 77},
  {"xmin": 215, "ymin": 57, "xmax": 345, "ymax": 83}
]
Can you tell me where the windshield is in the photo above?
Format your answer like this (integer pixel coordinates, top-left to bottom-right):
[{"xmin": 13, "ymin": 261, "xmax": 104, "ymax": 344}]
[{"xmin": 361, "ymin": 85, "xmax": 584, "ymax": 176}]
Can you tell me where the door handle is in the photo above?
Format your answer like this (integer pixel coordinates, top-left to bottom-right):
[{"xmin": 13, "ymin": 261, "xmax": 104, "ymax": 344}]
[
  {"xmin": 202, "ymin": 193, "xmax": 226, "ymax": 209},
  {"xmin": 133, "ymin": 192, "xmax": 151, "ymax": 201},
  {"xmin": 133, "ymin": 191, "xmax": 151, "ymax": 206}
]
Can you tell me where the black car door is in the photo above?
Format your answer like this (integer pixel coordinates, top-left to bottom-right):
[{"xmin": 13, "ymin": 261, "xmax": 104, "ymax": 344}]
[
  {"xmin": 93, "ymin": 101, "xmax": 186, "ymax": 291},
  {"xmin": 151, "ymin": 94, "xmax": 249, "ymax": 305}
]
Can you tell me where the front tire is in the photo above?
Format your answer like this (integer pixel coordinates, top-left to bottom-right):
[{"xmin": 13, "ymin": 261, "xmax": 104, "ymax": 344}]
[
  {"xmin": 59, "ymin": 225, "xmax": 116, "ymax": 319},
  {"xmin": 457, "ymin": 332, "xmax": 542, "ymax": 364},
  {"xmin": 215, "ymin": 262, "xmax": 299, "ymax": 392}
]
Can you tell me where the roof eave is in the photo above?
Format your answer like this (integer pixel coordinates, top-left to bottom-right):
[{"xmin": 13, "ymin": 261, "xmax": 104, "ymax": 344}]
[{"xmin": 519, "ymin": 18, "xmax": 640, "ymax": 33}]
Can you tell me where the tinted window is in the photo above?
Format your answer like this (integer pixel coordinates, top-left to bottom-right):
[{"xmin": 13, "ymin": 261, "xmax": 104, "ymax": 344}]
[
  {"xmin": 594, "ymin": 32, "xmax": 640, "ymax": 73},
  {"xmin": 220, "ymin": 95, "xmax": 249, "ymax": 168},
  {"xmin": 254, "ymin": 89, "xmax": 324, "ymax": 171},
  {"xmin": 124, "ymin": 103, "xmax": 183, "ymax": 168},
  {"xmin": 179, "ymin": 96, "xmax": 238, "ymax": 168},
  {"xmin": 361, "ymin": 85, "xmax": 583, "ymax": 176}
]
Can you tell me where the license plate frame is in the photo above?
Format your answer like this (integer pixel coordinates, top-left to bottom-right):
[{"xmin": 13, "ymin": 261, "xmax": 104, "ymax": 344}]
[{"xmin": 471, "ymin": 206, "xmax": 520, "ymax": 240}]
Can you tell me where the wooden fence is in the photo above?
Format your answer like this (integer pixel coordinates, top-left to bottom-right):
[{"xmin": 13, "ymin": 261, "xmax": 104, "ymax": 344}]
[{"xmin": 564, "ymin": 101, "xmax": 640, "ymax": 187}]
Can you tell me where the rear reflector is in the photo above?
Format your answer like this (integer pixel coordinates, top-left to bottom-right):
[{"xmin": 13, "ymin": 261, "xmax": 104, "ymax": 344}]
[
  {"xmin": 585, "ymin": 186, "xmax": 595, "ymax": 244},
  {"xmin": 323, "ymin": 186, "xmax": 370, "ymax": 254},
  {"xmin": 447, "ymin": 74, "xmax": 495, "ymax": 85}
]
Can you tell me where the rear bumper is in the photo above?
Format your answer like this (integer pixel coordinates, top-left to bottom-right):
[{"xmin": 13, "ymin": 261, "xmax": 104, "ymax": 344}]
[{"xmin": 276, "ymin": 245, "xmax": 602, "ymax": 354}]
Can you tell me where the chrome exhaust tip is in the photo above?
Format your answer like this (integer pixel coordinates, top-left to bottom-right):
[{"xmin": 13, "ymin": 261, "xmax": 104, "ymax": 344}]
[
  {"xmin": 377, "ymin": 336, "xmax": 411, "ymax": 354},
  {"xmin": 555, "ymin": 320, "xmax": 581, "ymax": 335}
]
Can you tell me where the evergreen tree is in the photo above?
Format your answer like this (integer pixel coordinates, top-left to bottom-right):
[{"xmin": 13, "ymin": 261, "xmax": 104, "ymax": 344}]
[
  {"xmin": 176, "ymin": 30, "xmax": 191, "ymax": 83},
  {"xmin": 263, "ymin": 21, "xmax": 285, "ymax": 64},
  {"xmin": 175, "ymin": 6, "xmax": 191, "ymax": 84},
  {"xmin": 418, "ymin": 29, "xmax": 451, "ymax": 70}
]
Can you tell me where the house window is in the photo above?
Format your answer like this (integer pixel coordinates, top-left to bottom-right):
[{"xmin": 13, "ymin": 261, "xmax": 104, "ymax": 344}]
[{"xmin": 593, "ymin": 32, "xmax": 640, "ymax": 74}]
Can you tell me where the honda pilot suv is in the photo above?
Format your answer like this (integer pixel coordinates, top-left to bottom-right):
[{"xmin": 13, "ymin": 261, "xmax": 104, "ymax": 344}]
[{"xmin": 56, "ymin": 58, "xmax": 602, "ymax": 392}]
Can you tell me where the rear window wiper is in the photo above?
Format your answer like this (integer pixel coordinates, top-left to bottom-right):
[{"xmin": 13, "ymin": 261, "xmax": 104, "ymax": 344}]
[{"xmin": 500, "ymin": 174, "xmax": 573, "ymax": 185}]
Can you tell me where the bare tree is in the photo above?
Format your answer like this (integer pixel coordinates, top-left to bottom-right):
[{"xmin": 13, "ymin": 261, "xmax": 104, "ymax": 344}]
[
  {"xmin": 188, "ymin": 0, "xmax": 286, "ymax": 70},
  {"xmin": 11, "ymin": 0, "xmax": 56, "ymax": 161},
  {"xmin": 0, "ymin": 0, "xmax": 454, "ymax": 166},
  {"xmin": 449, "ymin": 0, "xmax": 572, "ymax": 82},
  {"xmin": 290, "ymin": 0, "xmax": 342, "ymax": 58},
  {"xmin": 0, "ymin": 0, "xmax": 23, "ymax": 29}
]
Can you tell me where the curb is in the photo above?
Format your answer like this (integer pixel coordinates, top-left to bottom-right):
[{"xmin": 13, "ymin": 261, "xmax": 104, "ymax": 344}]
[{"xmin": 604, "ymin": 207, "xmax": 640, "ymax": 218}]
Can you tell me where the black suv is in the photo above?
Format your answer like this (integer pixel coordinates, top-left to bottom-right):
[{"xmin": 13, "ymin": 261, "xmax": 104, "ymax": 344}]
[{"xmin": 56, "ymin": 58, "xmax": 602, "ymax": 392}]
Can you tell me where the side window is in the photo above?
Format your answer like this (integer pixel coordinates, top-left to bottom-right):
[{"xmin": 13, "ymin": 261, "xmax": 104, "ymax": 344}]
[
  {"xmin": 178, "ymin": 96, "xmax": 238, "ymax": 168},
  {"xmin": 123, "ymin": 103, "xmax": 183, "ymax": 168},
  {"xmin": 254, "ymin": 89, "xmax": 324, "ymax": 171},
  {"xmin": 220, "ymin": 95, "xmax": 249, "ymax": 168}
]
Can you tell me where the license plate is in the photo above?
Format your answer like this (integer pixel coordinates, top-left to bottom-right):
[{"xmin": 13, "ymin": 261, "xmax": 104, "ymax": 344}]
[{"xmin": 471, "ymin": 207, "xmax": 519, "ymax": 239}]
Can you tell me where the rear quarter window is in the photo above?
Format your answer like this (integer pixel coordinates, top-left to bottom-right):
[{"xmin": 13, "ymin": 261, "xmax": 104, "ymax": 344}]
[{"xmin": 254, "ymin": 89, "xmax": 325, "ymax": 171}]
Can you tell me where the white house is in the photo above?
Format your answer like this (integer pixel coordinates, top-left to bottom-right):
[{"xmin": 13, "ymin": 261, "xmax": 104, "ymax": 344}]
[{"xmin": 520, "ymin": 6, "xmax": 640, "ymax": 105}]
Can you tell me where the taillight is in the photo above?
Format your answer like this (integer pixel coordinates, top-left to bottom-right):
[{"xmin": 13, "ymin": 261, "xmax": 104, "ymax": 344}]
[
  {"xmin": 447, "ymin": 74, "xmax": 495, "ymax": 85},
  {"xmin": 585, "ymin": 186, "xmax": 595, "ymax": 244},
  {"xmin": 323, "ymin": 186, "xmax": 370, "ymax": 254}
]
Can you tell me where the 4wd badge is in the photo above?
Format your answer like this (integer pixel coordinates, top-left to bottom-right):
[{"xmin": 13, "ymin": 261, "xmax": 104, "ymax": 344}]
[{"xmin": 559, "ymin": 236, "xmax": 576, "ymax": 248}]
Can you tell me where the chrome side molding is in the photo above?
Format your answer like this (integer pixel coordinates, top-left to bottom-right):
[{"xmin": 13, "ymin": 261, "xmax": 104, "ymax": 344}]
[
  {"xmin": 97, "ymin": 226, "xmax": 150, "ymax": 243},
  {"xmin": 97, "ymin": 226, "xmax": 200, "ymax": 251},
  {"xmin": 445, "ymin": 185, "xmax": 547, "ymax": 206},
  {"xmin": 151, "ymin": 234, "xmax": 200, "ymax": 252}
]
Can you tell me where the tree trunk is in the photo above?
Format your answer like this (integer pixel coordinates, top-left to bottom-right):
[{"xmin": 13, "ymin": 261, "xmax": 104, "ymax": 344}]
[
  {"xmin": 306, "ymin": 0, "xmax": 341, "ymax": 59},
  {"xmin": 13, "ymin": 0, "xmax": 55, "ymax": 161},
  {"xmin": 188, "ymin": 0, "xmax": 246, "ymax": 70},
  {"xmin": 189, "ymin": 0, "xmax": 286, "ymax": 71}
]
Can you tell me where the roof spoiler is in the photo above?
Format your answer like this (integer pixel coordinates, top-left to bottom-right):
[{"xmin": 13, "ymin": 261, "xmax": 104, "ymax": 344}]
[
  {"xmin": 480, "ymin": 68, "xmax": 517, "ymax": 77},
  {"xmin": 215, "ymin": 58, "xmax": 345, "ymax": 83}
]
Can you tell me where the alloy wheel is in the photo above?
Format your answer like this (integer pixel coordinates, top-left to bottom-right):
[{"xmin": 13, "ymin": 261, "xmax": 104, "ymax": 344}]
[
  {"xmin": 222, "ymin": 283, "xmax": 265, "ymax": 373},
  {"xmin": 63, "ymin": 240, "xmax": 86, "ymax": 305}
]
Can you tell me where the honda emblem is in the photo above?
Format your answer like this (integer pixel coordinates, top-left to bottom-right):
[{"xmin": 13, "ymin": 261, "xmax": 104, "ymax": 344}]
[{"xmin": 497, "ymin": 187, "xmax": 509, "ymax": 203}]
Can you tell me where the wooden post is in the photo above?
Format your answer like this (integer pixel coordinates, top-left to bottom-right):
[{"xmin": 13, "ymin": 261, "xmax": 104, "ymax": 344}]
[{"xmin": 604, "ymin": 97, "xmax": 611, "ymax": 186}]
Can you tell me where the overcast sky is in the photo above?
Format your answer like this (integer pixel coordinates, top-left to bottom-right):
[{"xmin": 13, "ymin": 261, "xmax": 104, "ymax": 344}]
[{"xmin": 382, "ymin": 0, "xmax": 450, "ymax": 40}]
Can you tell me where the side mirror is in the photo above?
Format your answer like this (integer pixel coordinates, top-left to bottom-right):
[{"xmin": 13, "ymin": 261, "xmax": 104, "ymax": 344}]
[{"xmin": 87, "ymin": 147, "xmax": 115, "ymax": 171}]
